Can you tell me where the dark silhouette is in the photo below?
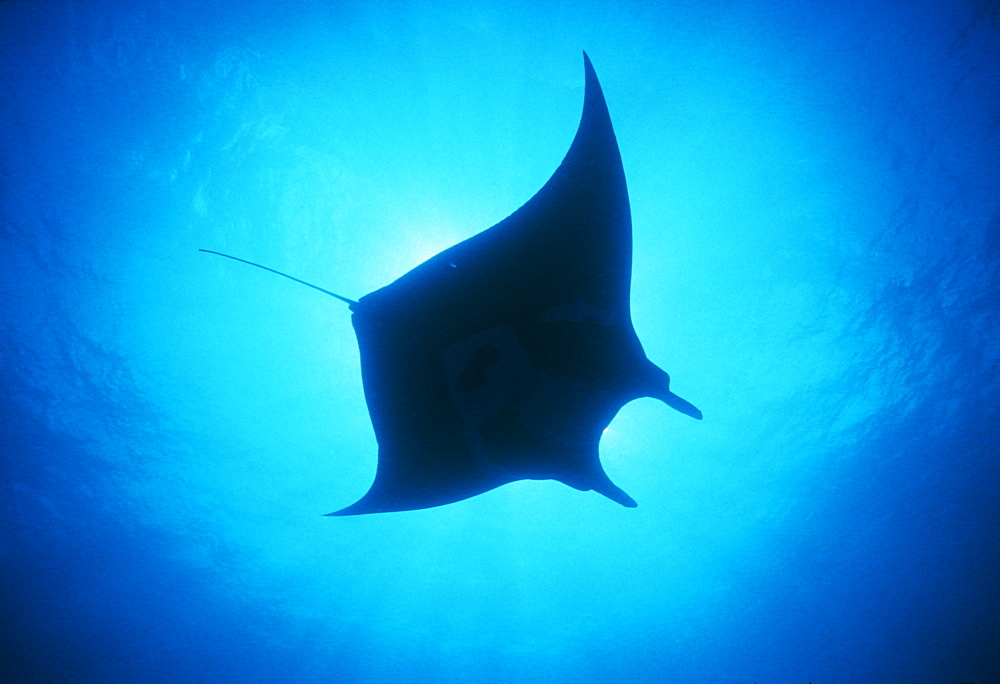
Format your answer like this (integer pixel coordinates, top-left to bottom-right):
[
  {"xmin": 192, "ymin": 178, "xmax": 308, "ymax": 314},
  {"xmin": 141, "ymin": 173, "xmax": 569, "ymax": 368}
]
[{"xmin": 203, "ymin": 53, "xmax": 701, "ymax": 516}]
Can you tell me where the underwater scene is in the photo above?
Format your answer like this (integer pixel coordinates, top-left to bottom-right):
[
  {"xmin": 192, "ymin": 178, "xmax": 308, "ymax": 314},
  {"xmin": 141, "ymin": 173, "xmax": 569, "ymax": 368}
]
[{"xmin": 2, "ymin": 0, "xmax": 998, "ymax": 681}]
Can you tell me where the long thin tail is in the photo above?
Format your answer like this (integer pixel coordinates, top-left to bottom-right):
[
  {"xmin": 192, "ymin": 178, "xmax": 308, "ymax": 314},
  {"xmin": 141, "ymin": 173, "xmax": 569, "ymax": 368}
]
[{"xmin": 199, "ymin": 249, "xmax": 358, "ymax": 307}]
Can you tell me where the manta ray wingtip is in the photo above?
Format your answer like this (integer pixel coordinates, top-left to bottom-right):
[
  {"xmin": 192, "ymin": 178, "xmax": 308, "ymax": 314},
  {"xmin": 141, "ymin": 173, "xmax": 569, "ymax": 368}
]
[{"xmin": 324, "ymin": 499, "xmax": 371, "ymax": 516}]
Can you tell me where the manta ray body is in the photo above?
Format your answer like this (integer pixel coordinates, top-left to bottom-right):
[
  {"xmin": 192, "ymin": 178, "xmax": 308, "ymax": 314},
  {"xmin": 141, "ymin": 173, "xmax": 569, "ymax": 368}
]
[{"xmin": 203, "ymin": 53, "xmax": 701, "ymax": 516}]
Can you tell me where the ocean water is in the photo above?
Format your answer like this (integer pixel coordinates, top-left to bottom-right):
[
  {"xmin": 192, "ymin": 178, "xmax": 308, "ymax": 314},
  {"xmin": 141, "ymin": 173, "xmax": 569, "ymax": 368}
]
[{"xmin": 1, "ymin": 1, "xmax": 997, "ymax": 681}]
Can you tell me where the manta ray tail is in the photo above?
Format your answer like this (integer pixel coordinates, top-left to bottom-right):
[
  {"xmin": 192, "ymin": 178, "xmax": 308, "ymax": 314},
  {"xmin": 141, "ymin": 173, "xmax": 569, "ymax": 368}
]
[{"xmin": 199, "ymin": 249, "xmax": 359, "ymax": 307}]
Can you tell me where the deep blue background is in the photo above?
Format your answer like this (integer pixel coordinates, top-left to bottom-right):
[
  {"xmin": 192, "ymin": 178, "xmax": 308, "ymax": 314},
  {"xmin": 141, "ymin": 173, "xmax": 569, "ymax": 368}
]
[{"xmin": 2, "ymin": 1, "xmax": 998, "ymax": 681}]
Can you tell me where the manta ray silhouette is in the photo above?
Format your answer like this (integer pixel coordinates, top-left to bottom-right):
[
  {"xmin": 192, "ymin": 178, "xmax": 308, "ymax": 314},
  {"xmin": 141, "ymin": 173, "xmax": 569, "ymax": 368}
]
[{"xmin": 202, "ymin": 52, "xmax": 702, "ymax": 516}]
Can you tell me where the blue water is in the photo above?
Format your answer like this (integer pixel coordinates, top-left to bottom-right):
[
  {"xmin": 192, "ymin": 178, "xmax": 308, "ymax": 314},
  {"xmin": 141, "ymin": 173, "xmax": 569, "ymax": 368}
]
[{"xmin": 2, "ymin": 1, "xmax": 997, "ymax": 681}]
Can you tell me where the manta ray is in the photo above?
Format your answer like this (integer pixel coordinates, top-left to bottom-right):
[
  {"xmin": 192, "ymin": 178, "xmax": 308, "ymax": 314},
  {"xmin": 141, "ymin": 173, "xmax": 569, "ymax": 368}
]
[{"xmin": 202, "ymin": 52, "xmax": 702, "ymax": 516}]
